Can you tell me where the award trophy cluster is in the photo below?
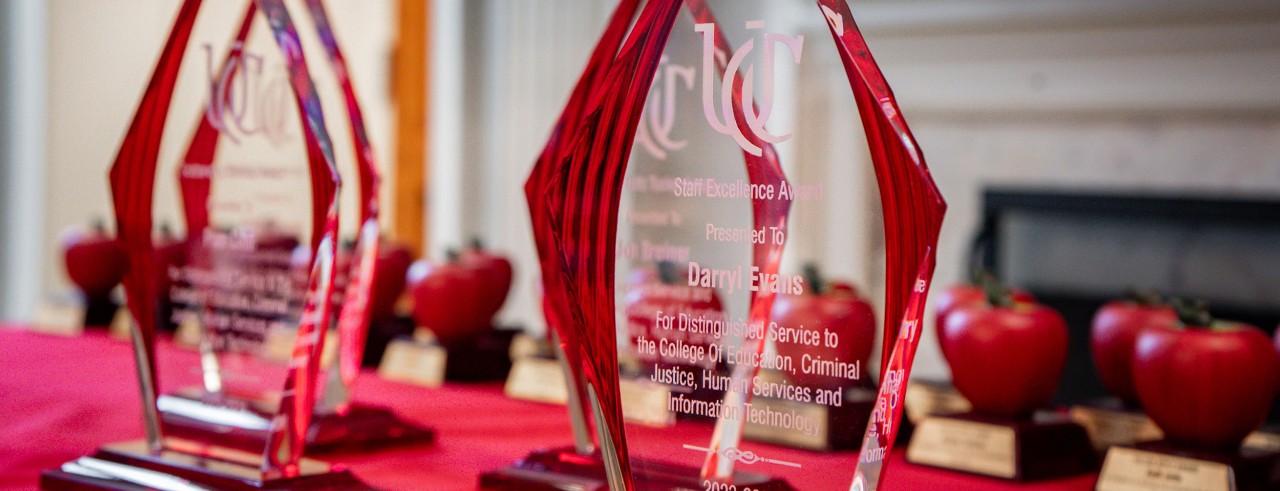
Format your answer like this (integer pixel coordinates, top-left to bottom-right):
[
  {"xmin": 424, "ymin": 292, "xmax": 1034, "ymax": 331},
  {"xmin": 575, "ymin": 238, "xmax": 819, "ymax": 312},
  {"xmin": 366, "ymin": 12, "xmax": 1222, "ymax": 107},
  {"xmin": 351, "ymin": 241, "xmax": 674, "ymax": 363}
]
[
  {"xmin": 482, "ymin": 1, "xmax": 945, "ymax": 490},
  {"xmin": 41, "ymin": 1, "xmax": 428, "ymax": 489}
]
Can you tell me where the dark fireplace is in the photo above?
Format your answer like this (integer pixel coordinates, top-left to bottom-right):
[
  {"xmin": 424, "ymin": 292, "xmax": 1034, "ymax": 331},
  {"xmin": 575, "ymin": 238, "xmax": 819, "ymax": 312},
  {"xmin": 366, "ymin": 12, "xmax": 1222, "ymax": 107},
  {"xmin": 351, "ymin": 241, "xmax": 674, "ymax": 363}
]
[{"xmin": 971, "ymin": 188, "xmax": 1280, "ymax": 409}]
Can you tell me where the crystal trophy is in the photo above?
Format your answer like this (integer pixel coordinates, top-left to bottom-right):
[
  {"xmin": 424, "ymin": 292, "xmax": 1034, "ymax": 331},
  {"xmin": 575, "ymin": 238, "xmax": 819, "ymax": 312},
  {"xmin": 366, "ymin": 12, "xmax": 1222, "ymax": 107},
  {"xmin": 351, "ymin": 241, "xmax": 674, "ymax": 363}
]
[
  {"xmin": 483, "ymin": 1, "xmax": 944, "ymax": 490},
  {"xmin": 156, "ymin": 0, "xmax": 434, "ymax": 453},
  {"xmin": 41, "ymin": 1, "xmax": 371, "ymax": 488}
]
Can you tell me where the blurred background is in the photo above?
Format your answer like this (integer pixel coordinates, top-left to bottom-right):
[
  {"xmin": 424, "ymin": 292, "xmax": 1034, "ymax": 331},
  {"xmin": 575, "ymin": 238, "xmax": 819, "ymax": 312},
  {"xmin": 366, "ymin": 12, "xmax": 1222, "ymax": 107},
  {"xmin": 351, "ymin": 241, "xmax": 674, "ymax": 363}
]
[{"xmin": 2, "ymin": 0, "xmax": 1279, "ymax": 393}]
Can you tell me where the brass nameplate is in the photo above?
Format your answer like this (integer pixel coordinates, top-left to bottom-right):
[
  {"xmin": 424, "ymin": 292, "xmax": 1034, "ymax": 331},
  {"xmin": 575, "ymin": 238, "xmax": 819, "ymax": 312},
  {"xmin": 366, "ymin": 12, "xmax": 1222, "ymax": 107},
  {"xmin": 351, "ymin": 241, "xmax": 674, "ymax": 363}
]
[
  {"xmin": 262, "ymin": 328, "xmax": 338, "ymax": 368},
  {"xmin": 1244, "ymin": 430, "xmax": 1280, "ymax": 452},
  {"xmin": 504, "ymin": 357, "xmax": 568, "ymax": 404},
  {"xmin": 904, "ymin": 381, "xmax": 971, "ymax": 424},
  {"xmin": 1097, "ymin": 446, "xmax": 1232, "ymax": 491},
  {"xmin": 508, "ymin": 332, "xmax": 551, "ymax": 360},
  {"xmin": 31, "ymin": 302, "xmax": 84, "ymax": 337},
  {"xmin": 1069, "ymin": 405, "xmax": 1163, "ymax": 450},
  {"xmin": 619, "ymin": 378, "xmax": 674, "ymax": 427},
  {"xmin": 173, "ymin": 315, "xmax": 202, "ymax": 348},
  {"xmin": 108, "ymin": 308, "xmax": 133, "ymax": 341},
  {"xmin": 378, "ymin": 339, "xmax": 447, "ymax": 388},
  {"xmin": 906, "ymin": 417, "xmax": 1017, "ymax": 479}
]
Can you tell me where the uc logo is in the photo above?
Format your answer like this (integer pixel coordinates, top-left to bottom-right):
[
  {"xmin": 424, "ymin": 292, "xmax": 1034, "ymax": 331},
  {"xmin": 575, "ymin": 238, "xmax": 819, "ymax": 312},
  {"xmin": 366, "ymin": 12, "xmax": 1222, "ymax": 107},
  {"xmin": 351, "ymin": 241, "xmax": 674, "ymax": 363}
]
[{"xmin": 695, "ymin": 21, "xmax": 803, "ymax": 157}]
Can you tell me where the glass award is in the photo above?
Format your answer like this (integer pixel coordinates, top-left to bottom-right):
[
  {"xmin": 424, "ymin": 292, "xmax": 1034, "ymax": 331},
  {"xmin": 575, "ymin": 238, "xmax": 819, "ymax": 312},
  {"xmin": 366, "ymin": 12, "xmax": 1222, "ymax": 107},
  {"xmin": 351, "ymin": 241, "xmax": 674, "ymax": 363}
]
[
  {"xmin": 157, "ymin": 0, "xmax": 434, "ymax": 454},
  {"xmin": 485, "ymin": 1, "xmax": 944, "ymax": 490},
  {"xmin": 41, "ymin": 1, "xmax": 370, "ymax": 489}
]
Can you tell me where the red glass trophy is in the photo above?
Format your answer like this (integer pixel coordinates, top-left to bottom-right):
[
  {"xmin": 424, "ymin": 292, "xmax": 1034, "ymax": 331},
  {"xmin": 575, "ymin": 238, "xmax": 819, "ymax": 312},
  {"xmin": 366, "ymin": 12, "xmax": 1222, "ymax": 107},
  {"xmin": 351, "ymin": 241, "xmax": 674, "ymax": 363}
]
[
  {"xmin": 40, "ymin": 1, "xmax": 371, "ymax": 488},
  {"xmin": 156, "ymin": 0, "xmax": 434, "ymax": 454},
  {"xmin": 482, "ymin": 1, "xmax": 944, "ymax": 490}
]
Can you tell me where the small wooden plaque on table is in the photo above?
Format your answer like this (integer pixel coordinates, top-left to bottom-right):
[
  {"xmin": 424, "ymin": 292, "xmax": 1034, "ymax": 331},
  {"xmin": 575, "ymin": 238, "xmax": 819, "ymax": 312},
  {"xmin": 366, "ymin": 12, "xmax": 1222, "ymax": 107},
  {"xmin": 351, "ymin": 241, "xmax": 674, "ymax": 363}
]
[
  {"xmin": 263, "ymin": 327, "xmax": 338, "ymax": 368},
  {"xmin": 108, "ymin": 309, "xmax": 133, "ymax": 341},
  {"xmin": 1096, "ymin": 441, "xmax": 1280, "ymax": 491},
  {"xmin": 504, "ymin": 356, "xmax": 568, "ymax": 404},
  {"xmin": 1068, "ymin": 398, "xmax": 1163, "ymax": 451},
  {"xmin": 31, "ymin": 302, "xmax": 85, "ymax": 337},
  {"xmin": 903, "ymin": 379, "xmax": 972, "ymax": 424},
  {"xmin": 378, "ymin": 337, "xmax": 448, "ymax": 388},
  {"xmin": 906, "ymin": 412, "xmax": 1097, "ymax": 481}
]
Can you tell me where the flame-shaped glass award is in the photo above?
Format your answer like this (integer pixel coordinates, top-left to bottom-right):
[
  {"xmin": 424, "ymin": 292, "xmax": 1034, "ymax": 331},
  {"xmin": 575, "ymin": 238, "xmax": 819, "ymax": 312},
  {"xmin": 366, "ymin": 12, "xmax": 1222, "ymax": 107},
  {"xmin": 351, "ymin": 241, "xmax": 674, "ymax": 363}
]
[
  {"xmin": 41, "ymin": 1, "xmax": 374, "ymax": 489},
  {"xmin": 486, "ymin": 1, "xmax": 944, "ymax": 490}
]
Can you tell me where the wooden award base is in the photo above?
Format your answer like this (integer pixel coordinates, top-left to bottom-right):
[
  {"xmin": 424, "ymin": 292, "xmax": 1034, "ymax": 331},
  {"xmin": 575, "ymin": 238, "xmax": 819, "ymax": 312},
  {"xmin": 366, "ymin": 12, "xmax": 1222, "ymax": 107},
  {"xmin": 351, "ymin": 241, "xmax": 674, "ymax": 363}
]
[
  {"xmin": 444, "ymin": 329, "xmax": 516, "ymax": 382},
  {"xmin": 40, "ymin": 440, "xmax": 372, "ymax": 490},
  {"xmin": 906, "ymin": 412, "xmax": 1097, "ymax": 481},
  {"xmin": 82, "ymin": 295, "xmax": 120, "ymax": 328},
  {"xmin": 1068, "ymin": 398, "xmax": 1163, "ymax": 451},
  {"xmin": 160, "ymin": 393, "xmax": 435, "ymax": 454},
  {"xmin": 479, "ymin": 447, "xmax": 795, "ymax": 491},
  {"xmin": 742, "ymin": 385, "xmax": 877, "ymax": 451},
  {"xmin": 1097, "ymin": 441, "xmax": 1280, "ymax": 491}
]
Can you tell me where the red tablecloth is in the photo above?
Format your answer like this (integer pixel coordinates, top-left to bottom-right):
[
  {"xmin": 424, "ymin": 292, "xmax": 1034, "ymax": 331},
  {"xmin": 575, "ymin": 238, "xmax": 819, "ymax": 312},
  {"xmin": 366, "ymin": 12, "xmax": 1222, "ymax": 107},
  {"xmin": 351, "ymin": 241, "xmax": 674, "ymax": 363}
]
[{"xmin": 0, "ymin": 327, "xmax": 1096, "ymax": 490}]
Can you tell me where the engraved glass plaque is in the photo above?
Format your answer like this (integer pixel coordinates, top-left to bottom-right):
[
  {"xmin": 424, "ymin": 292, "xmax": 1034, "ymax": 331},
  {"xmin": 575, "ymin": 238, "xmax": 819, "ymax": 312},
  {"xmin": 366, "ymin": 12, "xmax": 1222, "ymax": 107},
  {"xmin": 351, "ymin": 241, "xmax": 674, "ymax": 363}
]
[
  {"xmin": 41, "ymin": 1, "xmax": 371, "ymax": 489},
  {"xmin": 489, "ymin": 1, "xmax": 944, "ymax": 490}
]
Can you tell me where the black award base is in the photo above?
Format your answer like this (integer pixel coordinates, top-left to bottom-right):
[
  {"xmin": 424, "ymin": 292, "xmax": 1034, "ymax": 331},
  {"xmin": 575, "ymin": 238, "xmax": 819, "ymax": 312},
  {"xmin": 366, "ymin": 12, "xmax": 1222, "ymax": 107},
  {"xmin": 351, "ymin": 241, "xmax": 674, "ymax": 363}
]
[
  {"xmin": 906, "ymin": 412, "xmax": 1098, "ymax": 481},
  {"xmin": 479, "ymin": 447, "xmax": 794, "ymax": 491},
  {"xmin": 40, "ymin": 440, "xmax": 373, "ymax": 490},
  {"xmin": 1097, "ymin": 440, "xmax": 1280, "ymax": 491},
  {"xmin": 82, "ymin": 295, "xmax": 119, "ymax": 328},
  {"xmin": 444, "ymin": 329, "xmax": 517, "ymax": 382},
  {"xmin": 160, "ymin": 392, "xmax": 434, "ymax": 454}
]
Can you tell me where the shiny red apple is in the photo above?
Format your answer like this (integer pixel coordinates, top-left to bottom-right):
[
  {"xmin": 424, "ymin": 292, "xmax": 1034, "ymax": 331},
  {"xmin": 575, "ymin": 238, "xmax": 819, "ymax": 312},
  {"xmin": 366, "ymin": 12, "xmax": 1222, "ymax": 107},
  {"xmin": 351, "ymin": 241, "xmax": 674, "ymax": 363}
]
[
  {"xmin": 63, "ymin": 220, "xmax": 128, "ymax": 299},
  {"xmin": 1090, "ymin": 293, "xmax": 1177, "ymax": 406},
  {"xmin": 369, "ymin": 241, "xmax": 413, "ymax": 321},
  {"xmin": 1134, "ymin": 305, "xmax": 1280, "ymax": 450},
  {"xmin": 460, "ymin": 238, "xmax": 514, "ymax": 323},
  {"xmin": 624, "ymin": 262, "xmax": 722, "ymax": 372},
  {"xmin": 935, "ymin": 279, "xmax": 1034, "ymax": 361},
  {"xmin": 772, "ymin": 265, "xmax": 875, "ymax": 390},
  {"xmin": 941, "ymin": 300, "xmax": 1068, "ymax": 418},
  {"xmin": 408, "ymin": 251, "xmax": 490, "ymax": 347}
]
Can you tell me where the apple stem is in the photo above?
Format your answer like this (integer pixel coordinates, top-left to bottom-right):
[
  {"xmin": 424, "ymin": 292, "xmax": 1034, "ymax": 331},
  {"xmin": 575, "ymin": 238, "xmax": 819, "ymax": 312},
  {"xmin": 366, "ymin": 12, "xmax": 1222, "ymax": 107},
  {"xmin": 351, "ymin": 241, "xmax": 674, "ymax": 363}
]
[
  {"xmin": 469, "ymin": 237, "xmax": 485, "ymax": 251},
  {"xmin": 91, "ymin": 217, "xmax": 107, "ymax": 234},
  {"xmin": 979, "ymin": 273, "xmax": 1013, "ymax": 307},
  {"xmin": 802, "ymin": 262, "xmax": 824, "ymax": 295},
  {"xmin": 967, "ymin": 266, "xmax": 991, "ymax": 285},
  {"xmin": 1124, "ymin": 288, "xmax": 1164, "ymax": 307},
  {"xmin": 445, "ymin": 248, "xmax": 461, "ymax": 262},
  {"xmin": 1172, "ymin": 297, "xmax": 1213, "ymax": 328}
]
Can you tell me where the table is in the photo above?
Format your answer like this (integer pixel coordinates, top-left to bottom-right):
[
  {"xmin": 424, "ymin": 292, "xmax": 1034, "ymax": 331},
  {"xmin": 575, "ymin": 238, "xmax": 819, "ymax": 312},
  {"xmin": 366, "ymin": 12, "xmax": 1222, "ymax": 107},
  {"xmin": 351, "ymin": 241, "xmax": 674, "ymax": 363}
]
[{"xmin": 0, "ymin": 326, "xmax": 1096, "ymax": 490}]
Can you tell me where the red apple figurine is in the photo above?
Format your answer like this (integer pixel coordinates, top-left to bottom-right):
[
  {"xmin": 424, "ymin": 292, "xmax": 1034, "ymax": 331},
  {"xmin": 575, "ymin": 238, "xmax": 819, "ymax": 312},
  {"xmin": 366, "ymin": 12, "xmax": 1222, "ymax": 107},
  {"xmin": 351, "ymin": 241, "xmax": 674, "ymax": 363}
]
[
  {"xmin": 63, "ymin": 220, "xmax": 128, "ymax": 301},
  {"xmin": 941, "ymin": 292, "xmax": 1068, "ymax": 419},
  {"xmin": 771, "ymin": 264, "xmax": 875, "ymax": 390},
  {"xmin": 625, "ymin": 262, "xmax": 723, "ymax": 372},
  {"xmin": 370, "ymin": 241, "xmax": 413, "ymax": 321},
  {"xmin": 408, "ymin": 250, "xmax": 490, "ymax": 347},
  {"xmin": 935, "ymin": 274, "xmax": 1034, "ymax": 360},
  {"xmin": 1134, "ymin": 301, "xmax": 1280, "ymax": 450},
  {"xmin": 461, "ymin": 238, "xmax": 514, "ymax": 324},
  {"xmin": 1089, "ymin": 291, "xmax": 1177, "ymax": 407}
]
